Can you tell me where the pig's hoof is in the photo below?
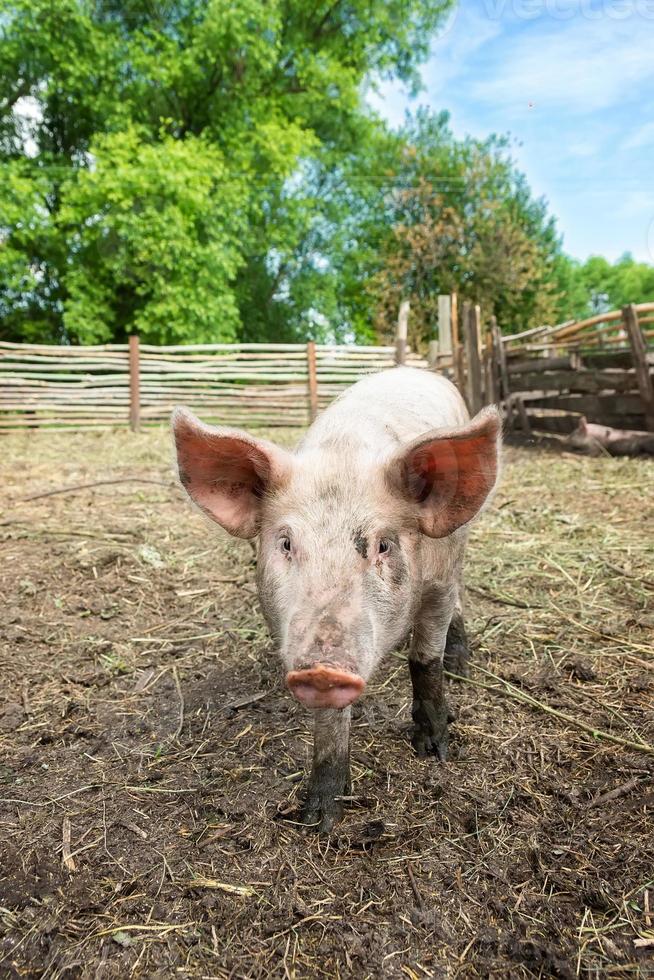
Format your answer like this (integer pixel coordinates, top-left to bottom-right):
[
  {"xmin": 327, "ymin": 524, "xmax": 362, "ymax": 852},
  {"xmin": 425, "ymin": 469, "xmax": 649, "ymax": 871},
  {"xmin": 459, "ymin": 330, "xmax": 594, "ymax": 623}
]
[
  {"xmin": 300, "ymin": 760, "xmax": 349, "ymax": 833},
  {"xmin": 301, "ymin": 794, "xmax": 344, "ymax": 834},
  {"xmin": 411, "ymin": 698, "xmax": 451, "ymax": 761}
]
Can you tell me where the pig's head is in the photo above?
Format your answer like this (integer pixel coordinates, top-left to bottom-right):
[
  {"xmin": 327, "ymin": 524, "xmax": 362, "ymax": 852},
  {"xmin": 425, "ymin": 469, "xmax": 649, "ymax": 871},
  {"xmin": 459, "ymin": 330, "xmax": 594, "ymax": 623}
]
[{"xmin": 173, "ymin": 406, "xmax": 500, "ymax": 710}]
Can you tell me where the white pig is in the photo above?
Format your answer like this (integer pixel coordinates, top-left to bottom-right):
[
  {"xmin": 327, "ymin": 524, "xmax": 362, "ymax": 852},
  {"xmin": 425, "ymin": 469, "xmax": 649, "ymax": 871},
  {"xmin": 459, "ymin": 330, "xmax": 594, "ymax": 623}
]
[{"xmin": 173, "ymin": 367, "xmax": 500, "ymax": 831}]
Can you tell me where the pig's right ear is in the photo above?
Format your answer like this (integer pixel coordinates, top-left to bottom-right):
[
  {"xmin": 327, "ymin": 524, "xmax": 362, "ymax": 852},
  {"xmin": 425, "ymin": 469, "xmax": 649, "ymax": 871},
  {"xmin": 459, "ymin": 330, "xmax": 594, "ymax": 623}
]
[{"xmin": 172, "ymin": 408, "xmax": 293, "ymax": 538}]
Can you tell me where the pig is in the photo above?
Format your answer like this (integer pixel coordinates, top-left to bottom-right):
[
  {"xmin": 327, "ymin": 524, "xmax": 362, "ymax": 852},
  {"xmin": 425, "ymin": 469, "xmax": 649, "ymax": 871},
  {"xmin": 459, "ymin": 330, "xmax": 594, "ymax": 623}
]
[
  {"xmin": 172, "ymin": 367, "xmax": 501, "ymax": 832},
  {"xmin": 567, "ymin": 416, "xmax": 654, "ymax": 457}
]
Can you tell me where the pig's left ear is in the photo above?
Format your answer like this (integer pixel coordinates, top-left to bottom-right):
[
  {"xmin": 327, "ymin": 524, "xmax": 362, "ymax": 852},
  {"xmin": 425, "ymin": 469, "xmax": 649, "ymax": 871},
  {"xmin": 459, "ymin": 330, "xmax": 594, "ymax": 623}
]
[
  {"xmin": 172, "ymin": 408, "xmax": 294, "ymax": 538},
  {"xmin": 387, "ymin": 407, "xmax": 501, "ymax": 538}
]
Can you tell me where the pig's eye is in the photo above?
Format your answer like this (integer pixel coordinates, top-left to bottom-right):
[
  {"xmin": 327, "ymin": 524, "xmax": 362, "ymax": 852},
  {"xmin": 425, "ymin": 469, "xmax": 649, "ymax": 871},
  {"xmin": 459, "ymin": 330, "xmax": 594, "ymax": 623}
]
[
  {"xmin": 280, "ymin": 536, "xmax": 292, "ymax": 555},
  {"xmin": 378, "ymin": 538, "xmax": 391, "ymax": 555}
]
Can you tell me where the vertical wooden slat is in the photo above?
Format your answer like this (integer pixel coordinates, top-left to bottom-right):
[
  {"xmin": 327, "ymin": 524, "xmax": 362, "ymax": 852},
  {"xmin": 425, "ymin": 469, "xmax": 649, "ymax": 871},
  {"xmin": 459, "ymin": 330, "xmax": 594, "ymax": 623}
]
[
  {"xmin": 491, "ymin": 316, "xmax": 510, "ymax": 404},
  {"xmin": 395, "ymin": 300, "xmax": 409, "ymax": 365},
  {"xmin": 128, "ymin": 334, "xmax": 140, "ymax": 432},
  {"xmin": 483, "ymin": 329, "xmax": 496, "ymax": 405},
  {"xmin": 464, "ymin": 303, "xmax": 483, "ymax": 414},
  {"xmin": 623, "ymin": 303, "xmax": 654, "ymax": 431},
  {"xmin": 306, "ymin": 341, "xmax": 318, "ymax": 423},
  {"xmin": 512, "ymin": 394, "xmax": 532, "ymax": 437},
  {"xmin": 451, "ymin": 292, "xmax": 465, "ymax": 393},
  {"xmin": 437, "ymin": 294, "xmax": 452, "ymax": 355},
  {"xmin": 427, "ymin": 340, "xmax": 439, "ymax": 369}
]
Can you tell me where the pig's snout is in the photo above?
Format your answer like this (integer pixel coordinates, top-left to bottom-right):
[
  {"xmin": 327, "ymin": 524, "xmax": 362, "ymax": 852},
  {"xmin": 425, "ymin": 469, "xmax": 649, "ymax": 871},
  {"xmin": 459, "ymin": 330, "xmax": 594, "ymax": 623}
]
[{"xmin": 286, "ymin": 664, "xmax": 365, "ymax": 709}]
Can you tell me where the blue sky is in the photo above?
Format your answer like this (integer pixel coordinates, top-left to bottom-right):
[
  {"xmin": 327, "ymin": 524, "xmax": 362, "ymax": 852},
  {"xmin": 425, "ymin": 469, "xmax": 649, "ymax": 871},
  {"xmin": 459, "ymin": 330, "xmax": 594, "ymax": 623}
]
[{"xmin": 368, "ymin": 0, "xmax": 654, "ymax": 263}]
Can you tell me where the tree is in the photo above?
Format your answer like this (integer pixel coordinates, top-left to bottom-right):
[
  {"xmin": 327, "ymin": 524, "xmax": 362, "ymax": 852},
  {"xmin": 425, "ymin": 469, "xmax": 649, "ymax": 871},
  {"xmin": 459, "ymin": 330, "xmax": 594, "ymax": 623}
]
[
  {"xmin": 365, "ymin": 110, "xmax": 570, "ymax": 347},
  {"xmin": 0, "ymin": 0, "xmax": 454, "ymax": 343},
  {"xmin": 560, "ymin": 253, "xmax": 654, "ymax": 320}
]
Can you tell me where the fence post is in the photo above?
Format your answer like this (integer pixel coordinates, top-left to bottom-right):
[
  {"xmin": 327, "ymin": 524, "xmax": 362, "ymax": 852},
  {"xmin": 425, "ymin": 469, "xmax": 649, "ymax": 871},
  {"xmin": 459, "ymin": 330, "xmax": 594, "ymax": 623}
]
[
  {"xmin": 437, "ymin": 295, "xmax": 452, "ymax": 357},
  {"xmin": 491, "ymin": 316, "xmax": 510, "ymax": 403},
  {"xmin": 395, "ymin": 300, "xmax": 409, "ymax": 365},
  {"xmin": 464, "ymin": 303, "xmax": 483, "ymax": 414},
  {"xmin": 451, "ymin": 292, "xmax": 465, "ymax": 393},
  {"xmin": 483, "ymin": 329, "xmax": 496, "ymax": 405},
  {"xmin": 307, "ymin": 340, "xmax": 318, "ymax": 423},
  {"xmin": 128, "ymin": 334, "xmax": 141, "ymax": 432},
  {"xmin": 623, "ymin": 303, "xmax": 654, "ymax": 431}
]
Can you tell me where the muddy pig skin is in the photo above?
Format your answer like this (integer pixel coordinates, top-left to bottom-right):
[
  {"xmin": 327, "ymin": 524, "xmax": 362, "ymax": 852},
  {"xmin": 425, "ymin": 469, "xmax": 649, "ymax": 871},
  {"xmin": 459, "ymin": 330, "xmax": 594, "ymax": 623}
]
[{"xmin": 173, "ymin": 367, "xmax": 501, "ymax": 831}]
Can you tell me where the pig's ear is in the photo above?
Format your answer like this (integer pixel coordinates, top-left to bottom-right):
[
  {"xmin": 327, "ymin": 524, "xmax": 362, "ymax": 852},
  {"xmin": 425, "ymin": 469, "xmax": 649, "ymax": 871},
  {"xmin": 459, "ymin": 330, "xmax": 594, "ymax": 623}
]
[
  {"xmin": 387, "ymin": 407, "xmax": 501, "ymax": 538},
  {"xmin": 172, "ymin": 408, "xmax": 293, "ymax": 538}
]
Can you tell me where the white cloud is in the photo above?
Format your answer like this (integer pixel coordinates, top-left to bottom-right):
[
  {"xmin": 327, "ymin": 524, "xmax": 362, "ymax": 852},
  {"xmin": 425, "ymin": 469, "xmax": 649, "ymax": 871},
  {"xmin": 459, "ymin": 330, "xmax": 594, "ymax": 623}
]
[
  {"xmin": 466, "ymin": 17, "xmax": 654, "ymax": 114},
  {"xmin": 624, "ymin": 120, "xmax": 654, "ymax": 149}
]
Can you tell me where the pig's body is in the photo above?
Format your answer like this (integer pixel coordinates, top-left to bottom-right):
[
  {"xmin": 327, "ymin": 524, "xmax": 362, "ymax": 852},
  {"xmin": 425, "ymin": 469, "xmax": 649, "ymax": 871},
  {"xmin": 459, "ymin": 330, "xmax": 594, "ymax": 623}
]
[{"xmin": 173, "ymin": 368, "xmax": 501, "ymax": 831}]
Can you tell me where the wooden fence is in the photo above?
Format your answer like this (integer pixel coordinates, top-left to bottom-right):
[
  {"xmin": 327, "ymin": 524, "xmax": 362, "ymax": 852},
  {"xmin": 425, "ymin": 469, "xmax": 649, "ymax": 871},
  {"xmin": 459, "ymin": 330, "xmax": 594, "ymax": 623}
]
[
  {"xmin": 429, "ymin": 298, "xmax": 654, "ymax": 436},
  {"xmin": 0, "ymin": 338, "xmax": 427, "ymax": 430},
  {"xmin": 2, "ymin": 299, "xmax": 652, "ymax": 434},
  {"xmin": 497, "ymin": 302, "xmax": 654, "ymax": 435}
]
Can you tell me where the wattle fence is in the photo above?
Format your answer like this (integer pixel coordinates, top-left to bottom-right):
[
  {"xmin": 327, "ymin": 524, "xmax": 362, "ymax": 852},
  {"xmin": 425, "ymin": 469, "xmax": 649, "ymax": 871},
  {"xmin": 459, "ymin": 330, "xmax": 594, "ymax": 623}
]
[{"xmin": 0, "ymin": 339, "xmax": 427, "ymax": 430}]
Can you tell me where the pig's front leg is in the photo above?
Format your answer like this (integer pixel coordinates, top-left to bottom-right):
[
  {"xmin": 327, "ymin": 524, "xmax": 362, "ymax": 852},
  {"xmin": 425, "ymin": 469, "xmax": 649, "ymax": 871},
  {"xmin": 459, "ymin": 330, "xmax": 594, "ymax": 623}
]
[
  {"xmin": 409, "ymin": 590, "xmax": 456, "ymax": 760},
  {"xmin": 301, "ymin": 707, "xmax": 351, "ymax": 833}
]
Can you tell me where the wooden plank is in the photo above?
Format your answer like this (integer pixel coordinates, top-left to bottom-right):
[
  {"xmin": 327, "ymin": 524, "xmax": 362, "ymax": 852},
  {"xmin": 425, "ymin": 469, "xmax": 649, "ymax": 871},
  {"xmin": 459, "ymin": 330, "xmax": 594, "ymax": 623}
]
[
  {"xmin": 524, "ymin": 411, "xmax": 581, "ymax": 435},
  {"xmin": 451, "ymin": 293, "xmax": 466, "ymax": 395},
  {"xmin": 507, "ymin": 355, "xmax": 573, "ymax": 375},
  {"xmin": 139, "ymin": 342, "xmax": 307, "ymax": 353},
  {"xmin": 437, "ymin": 295, "xmax": 452, "ymax": 355},
  {"xmin": 0, "ymin": 341, "xmax": 129, "ymax": 353},
  {"xmin": 501, "ymin": 323, "xmax": 560, "ymax": 346},
  {"xmin": 509, "ymin": 369, "xmax": 638, "ymax": 395},
  {"xmin": 526, "ymin": 393, "xmax": 644, "ymax": 417},
  {"xmin": 307, "ymin": 341, "xmax": 318, "ymax": 422},
  {"xmin": 464, "ymin": 303, "xmax": 483, "ymax": 414},
  {"xmin": 491, "ymin": 316, "xmax": 509, "ymax": 403},
  {"xmin": 623, "ymin": 303, "xmax": 654, "ymax": 431},
  {"xmin": 549, "ymin": 308, "xmax": 623, "ymax": 342},
  {"xmin": 483, "ymin": 330, "xmax": 496, "ymax": 405},
  {"xmin": 511, "ymin": 395, "xmax": 532, "ymax": 436},
  {"xmin": 395, "ymin": 300, "xmax": 409, "ymax": 366},
  {"xmin": 129, "ymin": 334, "xmax": 141, "ymax": 432}
]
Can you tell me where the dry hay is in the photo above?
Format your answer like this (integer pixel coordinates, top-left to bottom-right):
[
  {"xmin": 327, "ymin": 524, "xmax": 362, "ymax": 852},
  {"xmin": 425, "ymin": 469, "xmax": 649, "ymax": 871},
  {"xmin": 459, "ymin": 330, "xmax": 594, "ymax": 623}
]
[{"xmin": 0, "ymin": 426, "xmax": 652, "ymax": 979}]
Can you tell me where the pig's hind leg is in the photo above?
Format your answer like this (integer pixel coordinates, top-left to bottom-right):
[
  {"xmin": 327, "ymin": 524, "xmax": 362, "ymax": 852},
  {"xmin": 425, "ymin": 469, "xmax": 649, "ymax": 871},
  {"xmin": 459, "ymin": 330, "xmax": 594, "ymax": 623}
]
[
  {"xmin": 409, "ymin": 591, "xmax": 456, "ymax": 760},
  {"xmin": 443, "ymin": 611, "xmax": 471, "ymax": 677},
  {"xmin": 301, "ymin": 707, "xmax": 351, "ymax": 833}
]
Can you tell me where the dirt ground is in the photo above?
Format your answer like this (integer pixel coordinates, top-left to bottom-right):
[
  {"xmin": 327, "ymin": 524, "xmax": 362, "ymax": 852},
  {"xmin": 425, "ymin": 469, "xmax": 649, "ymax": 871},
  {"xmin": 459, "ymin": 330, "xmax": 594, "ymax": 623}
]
[{"xmin": 1, "ymin": 425, "xmax": 653, "ymax": 979}]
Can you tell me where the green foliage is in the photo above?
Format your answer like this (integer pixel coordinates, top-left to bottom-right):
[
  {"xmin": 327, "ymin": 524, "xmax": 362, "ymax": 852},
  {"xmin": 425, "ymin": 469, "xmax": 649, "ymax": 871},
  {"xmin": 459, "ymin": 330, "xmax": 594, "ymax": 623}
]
[
  {"xmin": 59, "ymin": 129, "xmax": 249, "ymax": 343},
  {"xmin": 566, "ymin": 254, "xmax": 654, "ymax": 316},
  {"xmin": 0, "ymin": 0, "xmax": 453, "ymax": 344}
]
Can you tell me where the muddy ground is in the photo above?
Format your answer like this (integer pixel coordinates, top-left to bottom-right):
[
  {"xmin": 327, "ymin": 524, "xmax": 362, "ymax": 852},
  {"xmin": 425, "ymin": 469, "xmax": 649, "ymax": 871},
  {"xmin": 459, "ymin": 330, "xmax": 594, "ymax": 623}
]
[{"xmin": 0, "ymin": 426, "xmax": 653, "ymax": 979}]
